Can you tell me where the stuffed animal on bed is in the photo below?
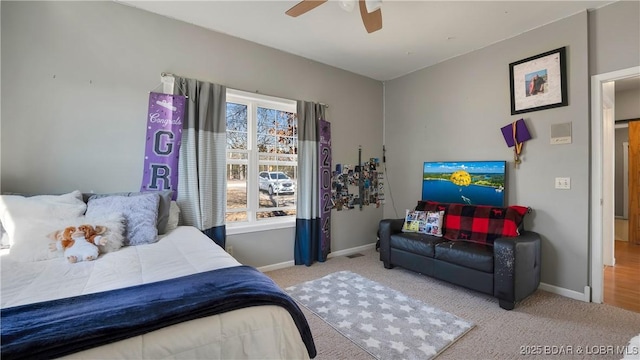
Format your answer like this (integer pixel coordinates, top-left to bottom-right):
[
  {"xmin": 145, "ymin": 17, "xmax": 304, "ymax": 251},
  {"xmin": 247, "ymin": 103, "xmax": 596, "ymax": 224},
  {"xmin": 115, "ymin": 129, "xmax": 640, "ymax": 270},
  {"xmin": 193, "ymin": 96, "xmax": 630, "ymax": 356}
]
[
  {"xmin": 78, "ymin": 224, "xmax": 108, "ymax": 247},
  {"xmin": 48, "ymin": 225, "xmax": 108, "ymax": 263}
]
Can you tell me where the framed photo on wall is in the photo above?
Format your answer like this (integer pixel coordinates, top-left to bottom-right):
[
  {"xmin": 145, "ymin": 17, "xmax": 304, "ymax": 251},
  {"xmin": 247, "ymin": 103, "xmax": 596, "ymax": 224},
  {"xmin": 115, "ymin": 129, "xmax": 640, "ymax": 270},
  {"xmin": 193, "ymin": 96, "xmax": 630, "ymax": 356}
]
[{"xmin": 509, "ymin": 47, "xmax": 567, "ymax": 115}]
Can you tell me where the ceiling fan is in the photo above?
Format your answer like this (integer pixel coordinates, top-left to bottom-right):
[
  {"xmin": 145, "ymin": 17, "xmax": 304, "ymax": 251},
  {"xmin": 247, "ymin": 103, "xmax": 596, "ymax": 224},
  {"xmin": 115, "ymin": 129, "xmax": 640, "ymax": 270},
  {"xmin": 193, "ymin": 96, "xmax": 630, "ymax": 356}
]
[{"xmin": 285, "ymin": 0, "xmax": 383, "ymax": 34}]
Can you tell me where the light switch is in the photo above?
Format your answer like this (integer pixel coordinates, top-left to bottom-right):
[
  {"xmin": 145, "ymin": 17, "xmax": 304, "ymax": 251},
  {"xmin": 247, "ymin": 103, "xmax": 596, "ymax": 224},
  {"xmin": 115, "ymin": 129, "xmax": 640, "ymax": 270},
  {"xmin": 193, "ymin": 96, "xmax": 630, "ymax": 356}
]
[{"xmin": 555, "ymin": 177, "xmax": 571, "ymax": 190}]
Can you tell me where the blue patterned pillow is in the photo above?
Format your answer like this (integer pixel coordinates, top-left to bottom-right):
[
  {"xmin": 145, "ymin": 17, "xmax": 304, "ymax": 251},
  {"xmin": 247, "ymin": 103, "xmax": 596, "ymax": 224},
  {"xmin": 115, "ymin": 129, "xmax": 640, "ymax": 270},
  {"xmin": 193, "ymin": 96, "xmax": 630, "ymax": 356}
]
[{"xmin": 86, "ymin": 193, "xmax": 160, "ymax": 246}]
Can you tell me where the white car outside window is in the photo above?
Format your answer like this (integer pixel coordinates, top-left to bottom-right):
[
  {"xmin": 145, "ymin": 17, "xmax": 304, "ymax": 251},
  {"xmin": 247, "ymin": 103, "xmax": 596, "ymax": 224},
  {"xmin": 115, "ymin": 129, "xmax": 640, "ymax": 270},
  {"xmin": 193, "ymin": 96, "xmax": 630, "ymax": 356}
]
[{"xmin": 259, "ymin": 171, "xmax": 296, "ymax": 195}]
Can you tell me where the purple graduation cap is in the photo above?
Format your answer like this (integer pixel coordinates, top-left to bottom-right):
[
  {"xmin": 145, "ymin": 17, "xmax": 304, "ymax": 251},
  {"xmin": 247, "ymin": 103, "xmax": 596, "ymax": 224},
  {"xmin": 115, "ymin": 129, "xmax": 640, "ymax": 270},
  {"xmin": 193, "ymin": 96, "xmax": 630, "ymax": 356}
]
[{"xmin": 501, "ymin": 118, "xmax": 532, "ymax": 147}]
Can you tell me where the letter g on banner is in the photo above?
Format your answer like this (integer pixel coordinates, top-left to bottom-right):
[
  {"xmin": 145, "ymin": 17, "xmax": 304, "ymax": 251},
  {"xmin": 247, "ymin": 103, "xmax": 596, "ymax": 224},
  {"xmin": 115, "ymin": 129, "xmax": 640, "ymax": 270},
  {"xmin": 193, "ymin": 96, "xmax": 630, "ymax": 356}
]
[{"xmin": 154, "ymin": 131, "xmax": 174, "ymax": 155}]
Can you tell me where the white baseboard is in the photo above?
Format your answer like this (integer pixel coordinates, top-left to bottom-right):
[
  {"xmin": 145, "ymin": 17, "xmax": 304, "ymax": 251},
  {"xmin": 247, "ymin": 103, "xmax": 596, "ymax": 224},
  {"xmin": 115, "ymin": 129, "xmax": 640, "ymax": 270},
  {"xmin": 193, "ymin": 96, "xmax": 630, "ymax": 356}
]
[
  {"xmin": 327, "ymin": 243, "xmax": 376, "ymax": 258},
  {"xmin": 257, "ymin": 260, "xmax": 295, "ymax": 273},
  {"xmin": 257, "ymin": 243, "xmax": 376, "ymax": 273},
  {"xmin": 539, "ymin": 282, "xmax": 591, "ymax": 302}
]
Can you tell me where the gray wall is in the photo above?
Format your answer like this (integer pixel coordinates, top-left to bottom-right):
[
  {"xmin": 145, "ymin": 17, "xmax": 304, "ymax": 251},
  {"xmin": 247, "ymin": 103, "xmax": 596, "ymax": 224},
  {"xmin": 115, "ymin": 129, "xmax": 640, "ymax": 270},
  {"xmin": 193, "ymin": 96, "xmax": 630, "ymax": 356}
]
[
  {"xmin": 588, "ymin": 0, "xmax": 640, "ymax": 76},
  {"xmin": 384, "ymin": 0, "xmax": 640, "ymax": 293},
  {"xmin": 616, "ymin": 87, "xmax": 640, "ymax": 121},
  {"xmin": 384, "ymin": 11, "xmax": 590, "ymax": 293},
  {"xmin": 0, "ymin": 1, "xmax": 383, "ymax": 267}
]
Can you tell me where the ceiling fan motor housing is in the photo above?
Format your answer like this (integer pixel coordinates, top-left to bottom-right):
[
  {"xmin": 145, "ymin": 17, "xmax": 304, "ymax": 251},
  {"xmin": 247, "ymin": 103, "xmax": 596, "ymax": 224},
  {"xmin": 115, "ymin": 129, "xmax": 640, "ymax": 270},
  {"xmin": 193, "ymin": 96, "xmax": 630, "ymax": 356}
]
[{"xmin": 365, "ymin": 0, "xmax": 382, "ymax": 13}]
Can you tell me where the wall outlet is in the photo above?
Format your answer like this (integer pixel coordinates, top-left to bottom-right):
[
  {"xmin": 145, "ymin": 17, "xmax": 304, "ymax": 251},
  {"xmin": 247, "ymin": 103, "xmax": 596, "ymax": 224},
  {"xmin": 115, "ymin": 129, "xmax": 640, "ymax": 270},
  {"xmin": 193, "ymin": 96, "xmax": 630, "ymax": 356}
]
[
  {"xmin": 555, "ymin": 177, "xmax": 571, "ymax": 190},
  {"xmin": 226, "ymin": 245, "xmax": 234, "ymax": 256}
]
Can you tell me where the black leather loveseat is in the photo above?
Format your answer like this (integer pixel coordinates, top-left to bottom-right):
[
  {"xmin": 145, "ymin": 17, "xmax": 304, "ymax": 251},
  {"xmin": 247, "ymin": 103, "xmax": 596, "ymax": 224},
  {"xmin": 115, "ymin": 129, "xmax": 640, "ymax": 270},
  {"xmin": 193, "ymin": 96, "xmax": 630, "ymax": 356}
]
[{"xmin": 378, "ymin": 201, "xmax": 541, "ymax": 310}]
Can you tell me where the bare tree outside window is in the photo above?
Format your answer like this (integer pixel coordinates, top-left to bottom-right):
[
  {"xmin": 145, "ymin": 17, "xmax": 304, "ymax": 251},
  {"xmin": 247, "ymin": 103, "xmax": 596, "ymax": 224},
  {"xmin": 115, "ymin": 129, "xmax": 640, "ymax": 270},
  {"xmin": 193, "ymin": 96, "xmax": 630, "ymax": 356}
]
[{"xmin": 225, "ymin": 95, "xmax": 297, "ymax": 224}]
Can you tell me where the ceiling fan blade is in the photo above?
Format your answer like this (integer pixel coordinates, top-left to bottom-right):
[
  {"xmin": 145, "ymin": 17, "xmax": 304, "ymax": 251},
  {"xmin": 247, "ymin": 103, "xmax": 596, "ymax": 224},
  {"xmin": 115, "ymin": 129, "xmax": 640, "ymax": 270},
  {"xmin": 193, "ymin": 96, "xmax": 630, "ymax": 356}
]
[
  {"xmin": 285, "ymin": 0, "xmax": 328, "ymax": 17},
  {"xmin": 359, "ymin": 0, "xmax": 382, "ymax": 33}
]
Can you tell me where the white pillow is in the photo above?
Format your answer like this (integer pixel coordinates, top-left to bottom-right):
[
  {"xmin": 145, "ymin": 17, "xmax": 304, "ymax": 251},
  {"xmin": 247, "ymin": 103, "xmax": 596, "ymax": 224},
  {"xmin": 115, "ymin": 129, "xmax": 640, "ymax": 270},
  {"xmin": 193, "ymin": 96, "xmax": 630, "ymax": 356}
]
[
  {"xmin": 7, "ymin": 214, "xmax": 126, "ymax": 262},
  {"xmin": 1, "ymin": 233, "xmax": 9, "ymax": 249},
  {"xmin": 0, "ymin": 220, "xmax": 8, "ymax": 249},
  {"xmin": 0, "ymin": 190, "xmax": 87, "ymax": 248},
  {"xmin": 6, "ymin": 217, "xmax": 64, "ymax": 261},
  {"xmin": 165, "ymin": 201, "xmax": 181, "ymax": 233}
]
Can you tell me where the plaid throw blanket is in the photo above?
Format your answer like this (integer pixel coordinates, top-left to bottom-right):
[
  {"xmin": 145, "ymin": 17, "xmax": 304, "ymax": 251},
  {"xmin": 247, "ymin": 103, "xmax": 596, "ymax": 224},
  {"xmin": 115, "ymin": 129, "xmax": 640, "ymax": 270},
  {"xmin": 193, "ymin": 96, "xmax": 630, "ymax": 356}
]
[{"xmin": 419, "ymin": 201, "xmax": 528, "ymax": 245}]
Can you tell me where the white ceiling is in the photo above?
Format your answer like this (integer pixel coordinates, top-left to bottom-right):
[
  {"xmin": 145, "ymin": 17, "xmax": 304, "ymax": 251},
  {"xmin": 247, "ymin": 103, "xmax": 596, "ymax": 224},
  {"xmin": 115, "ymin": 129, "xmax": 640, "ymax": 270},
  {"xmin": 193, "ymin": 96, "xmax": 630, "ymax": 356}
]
[{"xmin": 119, "ymin": 1, "xmax": 617, "ymax": 81}]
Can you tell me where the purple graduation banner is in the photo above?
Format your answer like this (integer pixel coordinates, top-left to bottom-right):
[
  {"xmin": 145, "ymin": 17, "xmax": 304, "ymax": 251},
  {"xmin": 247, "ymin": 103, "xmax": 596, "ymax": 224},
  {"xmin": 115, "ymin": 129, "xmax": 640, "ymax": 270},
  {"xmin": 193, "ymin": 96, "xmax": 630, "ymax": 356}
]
[
  {"xmin": 318, "ymin": 119, "xmax": 332, "ymax": 260},
  {"xmin": 140, "ymin": 92, "xmax": 186, "ymax": 200}
]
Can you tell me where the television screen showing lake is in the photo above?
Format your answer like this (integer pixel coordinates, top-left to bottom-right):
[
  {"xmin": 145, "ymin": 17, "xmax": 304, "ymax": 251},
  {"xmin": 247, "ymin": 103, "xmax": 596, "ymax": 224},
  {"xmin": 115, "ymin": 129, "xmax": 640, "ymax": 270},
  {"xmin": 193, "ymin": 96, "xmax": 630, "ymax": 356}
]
[{"xmin": 422, "ymin": 161, "xmax": 506, "ymax": 207}]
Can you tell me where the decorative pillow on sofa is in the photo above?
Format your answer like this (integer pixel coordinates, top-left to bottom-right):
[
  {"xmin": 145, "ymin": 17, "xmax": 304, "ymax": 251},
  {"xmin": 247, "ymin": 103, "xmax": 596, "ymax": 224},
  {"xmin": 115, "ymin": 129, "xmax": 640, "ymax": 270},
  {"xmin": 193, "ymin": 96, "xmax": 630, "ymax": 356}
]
[
  {"xmin": 418, "ymin": 211, "xmax": 444, "ymax": 237},
  {"xmin": 87, "ymin": 190, "xmax": 172, "ymax": 235},
  {"xmin": 424, "ymin": 201, "xmax": 528, "ymax": 245},
  {"xmin": 86, "ymin": 193, "xmax": 160, "ymax": 246},
  {"xmin": 402, "ymin": 209, "xmax": 427, "ymax": 233}
]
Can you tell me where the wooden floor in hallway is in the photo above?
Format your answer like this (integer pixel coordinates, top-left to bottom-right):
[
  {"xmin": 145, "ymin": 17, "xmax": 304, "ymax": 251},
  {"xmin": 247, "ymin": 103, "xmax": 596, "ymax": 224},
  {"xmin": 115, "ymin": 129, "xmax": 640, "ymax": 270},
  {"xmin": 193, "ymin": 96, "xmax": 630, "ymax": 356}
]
[{"xmin": 604, "ymin": 240, "xmax": 640, "ymax": 313}]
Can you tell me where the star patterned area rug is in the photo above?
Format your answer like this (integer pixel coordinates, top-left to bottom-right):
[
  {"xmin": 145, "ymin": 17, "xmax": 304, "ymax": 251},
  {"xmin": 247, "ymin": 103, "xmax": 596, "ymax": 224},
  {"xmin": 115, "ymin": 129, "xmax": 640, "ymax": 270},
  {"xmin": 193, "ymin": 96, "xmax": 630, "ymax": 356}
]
[{"xmin": 286, "ymin": 271, "xmax": 475, "ymax": 360}]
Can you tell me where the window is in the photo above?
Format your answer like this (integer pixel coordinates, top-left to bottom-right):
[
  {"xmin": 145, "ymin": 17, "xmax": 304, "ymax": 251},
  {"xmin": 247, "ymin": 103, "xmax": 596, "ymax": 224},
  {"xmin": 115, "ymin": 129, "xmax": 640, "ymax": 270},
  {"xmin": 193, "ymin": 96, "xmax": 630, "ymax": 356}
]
[{"xmin": 226, "ymin": 89, "xmax": 297, "ymax": 229}]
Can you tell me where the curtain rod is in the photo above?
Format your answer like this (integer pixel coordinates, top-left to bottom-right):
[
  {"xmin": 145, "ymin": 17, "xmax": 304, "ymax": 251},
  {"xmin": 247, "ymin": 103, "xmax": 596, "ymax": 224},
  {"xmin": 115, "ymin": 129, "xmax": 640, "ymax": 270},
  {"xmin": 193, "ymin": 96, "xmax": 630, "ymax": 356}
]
[{"xmin": 161, "ymin": 72, "xmax": 329, "ymax": 108}]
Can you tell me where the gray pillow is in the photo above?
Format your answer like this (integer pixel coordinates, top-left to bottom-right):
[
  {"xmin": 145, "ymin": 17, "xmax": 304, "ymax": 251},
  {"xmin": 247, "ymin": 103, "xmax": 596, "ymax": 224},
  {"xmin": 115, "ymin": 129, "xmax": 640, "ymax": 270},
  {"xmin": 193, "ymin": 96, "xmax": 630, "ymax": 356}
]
[
  {"xmin": 86, "ymin": 190, "xmax": 172, "ymax": 235},
  {"xmin": 86, "ymin": 193, "xmax": 160, "ymax": 246}
]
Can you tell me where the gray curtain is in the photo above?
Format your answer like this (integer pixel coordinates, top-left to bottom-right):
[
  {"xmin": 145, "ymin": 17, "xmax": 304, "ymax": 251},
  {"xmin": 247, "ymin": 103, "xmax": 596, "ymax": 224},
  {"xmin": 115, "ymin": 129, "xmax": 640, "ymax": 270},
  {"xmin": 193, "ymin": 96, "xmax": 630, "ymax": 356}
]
[
  {"xmin": 294, "ymin": 101, "xmax": 328, "ymax": 265},
  {"xmin": 174, "ymin": 77, "xmax": 227, "ymax": 248}
]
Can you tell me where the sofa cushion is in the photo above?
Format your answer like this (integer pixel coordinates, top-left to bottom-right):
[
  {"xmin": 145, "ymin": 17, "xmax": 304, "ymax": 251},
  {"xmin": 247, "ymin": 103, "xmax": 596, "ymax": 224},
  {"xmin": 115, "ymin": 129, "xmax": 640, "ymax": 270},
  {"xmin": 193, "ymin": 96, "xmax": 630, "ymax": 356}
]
[
  {"xmin": 434, "ymin": 240, "xmax": 494, "ymax": 273},
  {"xmin": 390, "ymin": 233, "xmax": 448, "ymax": 258},
  {"xmin": 422, "ymin": 201, "xmax": 528, "ymax": 245}
]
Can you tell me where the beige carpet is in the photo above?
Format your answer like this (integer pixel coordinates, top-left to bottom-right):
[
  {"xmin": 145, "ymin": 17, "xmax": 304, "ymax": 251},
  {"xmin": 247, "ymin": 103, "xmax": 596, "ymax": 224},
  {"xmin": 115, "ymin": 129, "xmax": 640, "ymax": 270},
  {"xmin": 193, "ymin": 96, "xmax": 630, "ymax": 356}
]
[{"xmin": 265, "ymin": 249, "xmax": 640, "ymax": 360}]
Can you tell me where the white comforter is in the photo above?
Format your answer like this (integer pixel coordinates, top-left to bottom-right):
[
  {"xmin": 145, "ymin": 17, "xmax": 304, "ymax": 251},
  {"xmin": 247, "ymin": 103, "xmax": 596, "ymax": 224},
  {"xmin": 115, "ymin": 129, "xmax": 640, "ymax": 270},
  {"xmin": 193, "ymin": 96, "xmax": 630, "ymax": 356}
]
[{"xmin": 1, "ymin": 226, "xmax": 310, "ymax": 359}]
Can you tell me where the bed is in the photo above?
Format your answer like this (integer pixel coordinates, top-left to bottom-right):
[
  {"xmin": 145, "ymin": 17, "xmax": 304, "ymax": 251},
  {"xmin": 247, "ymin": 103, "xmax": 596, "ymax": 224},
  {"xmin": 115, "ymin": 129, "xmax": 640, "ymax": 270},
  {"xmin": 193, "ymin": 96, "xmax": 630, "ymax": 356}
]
[{"xmin": 0, "ymin": 191, "xmax": 316, "ymax": 359}]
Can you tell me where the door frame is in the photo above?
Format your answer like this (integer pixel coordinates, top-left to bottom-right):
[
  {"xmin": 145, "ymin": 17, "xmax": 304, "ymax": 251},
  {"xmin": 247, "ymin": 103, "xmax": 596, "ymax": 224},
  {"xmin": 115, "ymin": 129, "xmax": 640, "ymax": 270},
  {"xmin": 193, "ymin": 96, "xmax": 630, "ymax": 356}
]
[{"xmin": 590, "ymin": 66, "xmax": 640, "ymax": 303}]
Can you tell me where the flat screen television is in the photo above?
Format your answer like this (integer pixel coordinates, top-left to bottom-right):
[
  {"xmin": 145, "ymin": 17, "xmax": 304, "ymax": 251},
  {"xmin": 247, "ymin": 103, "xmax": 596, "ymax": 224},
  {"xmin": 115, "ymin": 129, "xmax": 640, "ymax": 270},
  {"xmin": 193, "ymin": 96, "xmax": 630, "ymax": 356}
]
[{"xmin": 422, "ymin": 161, "xmax": 506, "ymax": 207}]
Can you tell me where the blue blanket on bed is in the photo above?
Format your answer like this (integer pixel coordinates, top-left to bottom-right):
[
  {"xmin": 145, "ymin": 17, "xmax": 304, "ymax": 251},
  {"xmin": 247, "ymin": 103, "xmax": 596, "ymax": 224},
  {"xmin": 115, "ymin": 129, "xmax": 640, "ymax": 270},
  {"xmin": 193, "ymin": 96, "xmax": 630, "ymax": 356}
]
[{"xmin": 1, "ymin": 265, "xmax": 316, "ymax": 360}]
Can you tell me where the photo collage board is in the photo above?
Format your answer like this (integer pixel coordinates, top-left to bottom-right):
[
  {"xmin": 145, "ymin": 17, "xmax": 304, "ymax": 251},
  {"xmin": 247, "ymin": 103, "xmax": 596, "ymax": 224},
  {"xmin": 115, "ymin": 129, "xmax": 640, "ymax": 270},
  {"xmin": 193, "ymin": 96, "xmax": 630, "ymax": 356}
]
[{"xmin": 332, "ymin": 158, "xmax": 385, "ymax": 210}]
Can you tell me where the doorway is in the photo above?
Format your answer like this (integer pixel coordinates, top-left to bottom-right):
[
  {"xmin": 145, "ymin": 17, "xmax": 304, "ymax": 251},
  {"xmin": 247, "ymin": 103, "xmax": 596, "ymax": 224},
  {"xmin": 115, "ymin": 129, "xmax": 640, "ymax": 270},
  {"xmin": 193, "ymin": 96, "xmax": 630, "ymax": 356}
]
[
  {"xmin": 607, "ymin": 110, "xmax": 640, "ymax": 313},
  {"xmin": 590, "ymin": 66, "xmax": 640, "ymax": 308}
]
